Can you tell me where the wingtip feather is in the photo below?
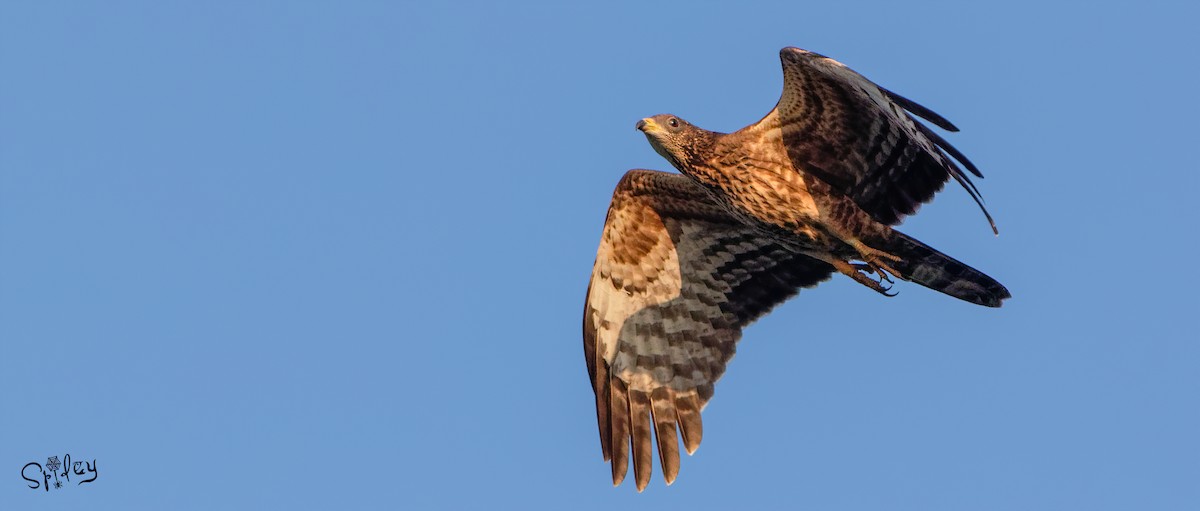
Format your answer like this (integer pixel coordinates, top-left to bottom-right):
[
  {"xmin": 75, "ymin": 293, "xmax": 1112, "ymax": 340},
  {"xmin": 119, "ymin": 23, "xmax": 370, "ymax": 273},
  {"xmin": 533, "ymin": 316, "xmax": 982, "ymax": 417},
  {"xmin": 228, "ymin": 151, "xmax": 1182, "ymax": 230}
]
[
  {"xmin": 882, "ymin": 87, "xmax": 961, "ymax": 132},
  {"xmin": 674, "ymin": 392, "xmax": 704, "ymax": 455},
  {"xmin": 650, "ymin": 388, "xmax": 681, "ymax": 486},
  {"xmin": 629, "ymin": 389, "xmax": 654, "ymax": 492},
  {"xmin": 609, "ymin": 379, "xmax": 630, "ymax": 487}
]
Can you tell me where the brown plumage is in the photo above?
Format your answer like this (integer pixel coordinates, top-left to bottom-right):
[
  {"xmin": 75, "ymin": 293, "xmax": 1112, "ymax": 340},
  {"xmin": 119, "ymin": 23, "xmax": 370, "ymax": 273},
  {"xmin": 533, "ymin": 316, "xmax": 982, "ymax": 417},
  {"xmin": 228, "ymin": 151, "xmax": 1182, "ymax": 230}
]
[{"xmin": 584, "ymin": 47, "xmax": 1010, "ymax": 491}]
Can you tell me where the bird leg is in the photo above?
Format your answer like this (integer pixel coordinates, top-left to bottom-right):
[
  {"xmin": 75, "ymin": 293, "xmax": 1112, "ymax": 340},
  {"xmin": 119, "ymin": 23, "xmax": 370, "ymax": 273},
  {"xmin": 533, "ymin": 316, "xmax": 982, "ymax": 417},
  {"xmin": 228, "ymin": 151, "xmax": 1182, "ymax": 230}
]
[
  {"xmin": 806, "ymin": 253, "xmax": 898, "ymax": 297},
  {"xmin": 846, "ymin": 239, "xmax": 904, "ymax": 284},
  {"xmin": 852, "ymin": 262, "xmax": 892, "ymax": 284}
]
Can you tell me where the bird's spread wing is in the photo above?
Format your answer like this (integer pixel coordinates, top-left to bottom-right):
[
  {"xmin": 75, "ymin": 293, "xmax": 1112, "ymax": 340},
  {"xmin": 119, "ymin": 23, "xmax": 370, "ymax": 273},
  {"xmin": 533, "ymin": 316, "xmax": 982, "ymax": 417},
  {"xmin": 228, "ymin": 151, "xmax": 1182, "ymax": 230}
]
[
  {"xmin": 584, "ymin": 169, "xmax": 834, "ymax": 491},
  {"xmin": 772, "ymin": 47, "xmax": 995, "ymax": 231}
]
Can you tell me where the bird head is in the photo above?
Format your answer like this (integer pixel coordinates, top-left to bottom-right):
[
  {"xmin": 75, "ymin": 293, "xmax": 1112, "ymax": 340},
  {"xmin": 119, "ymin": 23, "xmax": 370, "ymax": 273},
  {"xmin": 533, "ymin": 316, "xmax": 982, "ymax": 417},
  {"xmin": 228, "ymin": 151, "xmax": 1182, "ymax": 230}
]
[{"xmin": 636, "ymin": 114, "xmax": 704, "ymax": 171}]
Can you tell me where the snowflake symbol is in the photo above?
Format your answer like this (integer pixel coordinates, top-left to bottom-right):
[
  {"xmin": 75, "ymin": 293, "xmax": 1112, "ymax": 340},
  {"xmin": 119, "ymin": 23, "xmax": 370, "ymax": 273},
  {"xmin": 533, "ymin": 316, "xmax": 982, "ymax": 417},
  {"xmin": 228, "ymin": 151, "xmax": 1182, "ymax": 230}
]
[
  {"xmin": 46, "ymin": 456, "xmax": 61, "ymax": 473},
  {"xmin": 54, "ymin": 480, "xmax": 63, "ymax": 489}
]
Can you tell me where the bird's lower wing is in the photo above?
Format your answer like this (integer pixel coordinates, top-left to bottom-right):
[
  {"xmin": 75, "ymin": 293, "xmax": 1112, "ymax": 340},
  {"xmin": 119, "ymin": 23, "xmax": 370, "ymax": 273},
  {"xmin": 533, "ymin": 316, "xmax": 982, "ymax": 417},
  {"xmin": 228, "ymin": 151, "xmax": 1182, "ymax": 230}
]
[{"xmin": 583, "ymin": 169, "xmax": 834, "ymax": 491}]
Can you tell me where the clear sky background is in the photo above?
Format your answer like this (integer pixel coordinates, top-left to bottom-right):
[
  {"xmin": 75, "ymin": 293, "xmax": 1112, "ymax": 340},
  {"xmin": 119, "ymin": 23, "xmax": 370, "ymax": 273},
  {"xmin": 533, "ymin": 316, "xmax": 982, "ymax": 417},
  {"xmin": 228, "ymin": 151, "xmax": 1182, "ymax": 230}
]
[{"xmin": 2, "ymin": 1, "xmax": 1197, "ymax": 509}]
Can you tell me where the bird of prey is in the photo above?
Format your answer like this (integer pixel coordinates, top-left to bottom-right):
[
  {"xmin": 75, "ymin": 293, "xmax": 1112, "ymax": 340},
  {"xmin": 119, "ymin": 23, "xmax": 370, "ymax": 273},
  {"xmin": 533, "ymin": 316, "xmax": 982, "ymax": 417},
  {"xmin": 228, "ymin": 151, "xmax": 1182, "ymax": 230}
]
[{"xmin": 583, "ymin": 47, "xmax": 1010, "ymax": 491}]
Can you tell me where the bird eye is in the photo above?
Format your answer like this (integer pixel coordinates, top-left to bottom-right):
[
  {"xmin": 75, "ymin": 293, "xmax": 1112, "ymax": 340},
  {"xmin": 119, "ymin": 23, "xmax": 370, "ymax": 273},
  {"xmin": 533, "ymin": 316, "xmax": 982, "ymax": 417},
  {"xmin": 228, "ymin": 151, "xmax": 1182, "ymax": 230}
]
[{"xmin": 668, "ymin": 118, "xmax": 679, "ymax": 128}]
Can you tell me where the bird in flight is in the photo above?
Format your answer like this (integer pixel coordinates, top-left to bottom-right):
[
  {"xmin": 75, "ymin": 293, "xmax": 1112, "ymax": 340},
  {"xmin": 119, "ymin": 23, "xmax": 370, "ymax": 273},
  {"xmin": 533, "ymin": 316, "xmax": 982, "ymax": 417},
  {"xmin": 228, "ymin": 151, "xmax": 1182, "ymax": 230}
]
[{"xmin": 583, "ymin": 47, "xmax": 1010, "ymax": 491}]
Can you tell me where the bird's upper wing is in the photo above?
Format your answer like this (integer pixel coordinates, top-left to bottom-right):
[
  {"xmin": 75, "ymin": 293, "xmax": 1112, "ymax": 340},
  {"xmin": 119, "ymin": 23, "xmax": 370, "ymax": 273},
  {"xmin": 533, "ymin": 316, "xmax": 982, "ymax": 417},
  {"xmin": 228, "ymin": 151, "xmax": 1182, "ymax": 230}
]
[
  {"xmin": 771, "ymin": 47, "xmax": 995, "ymax": 231},
  {"xmin": 584, "ymin": 169, "xmax": 834, "ymax": 491}
]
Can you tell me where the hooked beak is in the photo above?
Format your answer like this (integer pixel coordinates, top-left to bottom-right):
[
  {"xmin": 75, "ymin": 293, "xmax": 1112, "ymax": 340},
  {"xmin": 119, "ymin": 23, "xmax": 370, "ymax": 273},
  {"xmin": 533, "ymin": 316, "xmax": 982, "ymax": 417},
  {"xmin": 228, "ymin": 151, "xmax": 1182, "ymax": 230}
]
[{"xmin": 635, "ymin": 118, "xmax": 657, "ymax": 132}]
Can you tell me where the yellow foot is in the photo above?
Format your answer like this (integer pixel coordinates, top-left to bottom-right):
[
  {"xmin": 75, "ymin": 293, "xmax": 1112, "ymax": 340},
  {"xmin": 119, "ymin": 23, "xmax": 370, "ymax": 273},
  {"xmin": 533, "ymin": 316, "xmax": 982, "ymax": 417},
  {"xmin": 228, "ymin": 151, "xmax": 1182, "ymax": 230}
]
[
  {"xmin": 852, "ymin": 262, "xmax": 893, "ymax": 284},
  {"xmin": 822, "ymin": 258, "xmax": 897, "ymax": 297},
  {"xmin": 847, "ymin": 240, "xmax": 903, "ymax": 283}
]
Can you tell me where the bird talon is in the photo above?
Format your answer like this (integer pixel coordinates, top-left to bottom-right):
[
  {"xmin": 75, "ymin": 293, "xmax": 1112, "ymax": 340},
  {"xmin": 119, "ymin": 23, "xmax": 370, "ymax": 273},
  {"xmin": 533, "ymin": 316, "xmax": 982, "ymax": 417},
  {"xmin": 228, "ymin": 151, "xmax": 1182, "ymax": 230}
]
[
  {"xmin": 853, "ymin": 261, "xmax": 894, "ymax": 287},
  {"xmin": 876, "ymin": 272, "xmax": 894, "ymax": 292}
]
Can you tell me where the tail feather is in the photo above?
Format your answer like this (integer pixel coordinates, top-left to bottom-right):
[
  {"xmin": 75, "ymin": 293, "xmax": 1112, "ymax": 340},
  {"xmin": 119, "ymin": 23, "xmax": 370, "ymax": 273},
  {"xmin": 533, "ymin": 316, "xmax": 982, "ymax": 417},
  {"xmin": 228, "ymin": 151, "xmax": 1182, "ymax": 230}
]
[{"xmin": 881, "ymin": 232, "xmax": 1010, "ymax": 307}]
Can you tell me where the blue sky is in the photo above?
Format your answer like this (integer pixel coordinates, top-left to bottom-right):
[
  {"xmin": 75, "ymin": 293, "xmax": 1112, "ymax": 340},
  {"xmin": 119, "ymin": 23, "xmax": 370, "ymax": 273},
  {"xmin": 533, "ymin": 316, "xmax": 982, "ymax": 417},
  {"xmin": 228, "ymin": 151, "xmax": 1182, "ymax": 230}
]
[{"xmin": 2, "ymin": 1, "xmax": 1197, "ymax": 509}]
